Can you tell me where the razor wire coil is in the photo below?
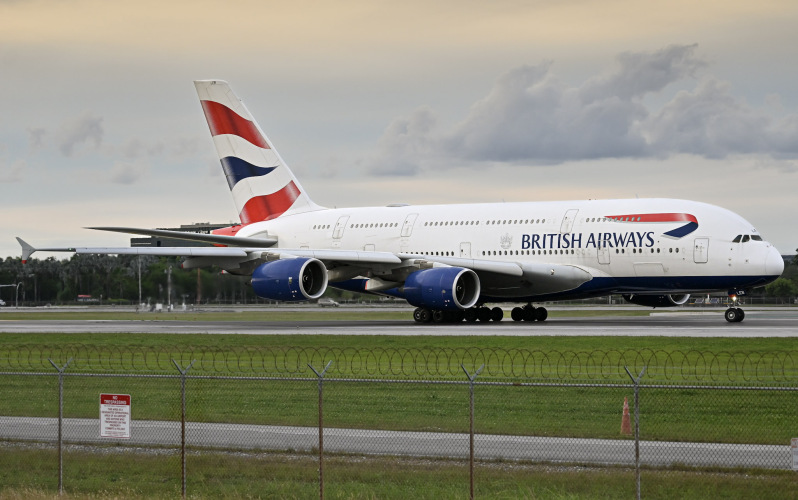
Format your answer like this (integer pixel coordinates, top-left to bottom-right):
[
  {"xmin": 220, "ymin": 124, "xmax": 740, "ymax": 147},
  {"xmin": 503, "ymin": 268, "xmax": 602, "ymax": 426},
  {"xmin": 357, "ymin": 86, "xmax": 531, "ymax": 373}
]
[{"xmin": 1, "ymin": 344, "xmax": 796, "ymax": 383}]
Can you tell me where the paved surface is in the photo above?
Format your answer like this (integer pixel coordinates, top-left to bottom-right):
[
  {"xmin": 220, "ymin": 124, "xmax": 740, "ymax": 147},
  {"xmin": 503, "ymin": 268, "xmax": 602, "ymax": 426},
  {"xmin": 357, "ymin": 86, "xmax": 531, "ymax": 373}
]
[
  {"xmin": 1, "ymin": 308, "xmax": 797, "ymax": 336},
  {"xmin": 1, "ymin": 416, "xmax": 790, "ymax": 469}
]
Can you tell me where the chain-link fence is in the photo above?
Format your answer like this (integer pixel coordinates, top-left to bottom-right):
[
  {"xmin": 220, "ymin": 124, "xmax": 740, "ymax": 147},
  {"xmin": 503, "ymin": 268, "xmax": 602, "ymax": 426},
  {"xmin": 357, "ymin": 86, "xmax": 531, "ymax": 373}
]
[{"xmin": 1, "ymin": 346, "xmax": 797, "ymax": 498}]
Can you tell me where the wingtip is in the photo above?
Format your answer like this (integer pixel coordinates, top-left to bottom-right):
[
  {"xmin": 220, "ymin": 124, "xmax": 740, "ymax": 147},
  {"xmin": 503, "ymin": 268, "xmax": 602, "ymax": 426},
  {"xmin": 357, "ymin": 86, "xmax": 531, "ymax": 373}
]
[{"xmin": 16, "ymin": 237, "xmax": 36, "ymax": 263}]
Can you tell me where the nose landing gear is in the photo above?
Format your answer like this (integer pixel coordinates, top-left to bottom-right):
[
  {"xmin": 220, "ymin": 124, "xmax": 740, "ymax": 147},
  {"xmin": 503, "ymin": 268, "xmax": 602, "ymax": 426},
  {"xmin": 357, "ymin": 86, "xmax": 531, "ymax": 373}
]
[
  {"xmin": 725, "ymin": 292, "xmax": 746, "ymax": 323},
  {"xmin": 724, "ymin": 307, "xmax": 745, "ymax": 323}
]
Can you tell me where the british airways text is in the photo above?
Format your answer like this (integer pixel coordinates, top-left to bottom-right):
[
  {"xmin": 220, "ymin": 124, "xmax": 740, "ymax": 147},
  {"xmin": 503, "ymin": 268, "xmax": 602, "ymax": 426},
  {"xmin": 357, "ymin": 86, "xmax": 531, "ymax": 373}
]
[{"xmin": 521, "ymin": 232, "xmax": 655, "ymax": 250}]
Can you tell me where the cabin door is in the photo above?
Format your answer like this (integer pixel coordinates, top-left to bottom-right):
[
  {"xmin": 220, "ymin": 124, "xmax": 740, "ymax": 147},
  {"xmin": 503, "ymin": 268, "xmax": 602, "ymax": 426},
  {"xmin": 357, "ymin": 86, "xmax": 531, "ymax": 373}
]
[{"xmin": 693, "ymin": 238, "xmax": 709, "ymax": 264}]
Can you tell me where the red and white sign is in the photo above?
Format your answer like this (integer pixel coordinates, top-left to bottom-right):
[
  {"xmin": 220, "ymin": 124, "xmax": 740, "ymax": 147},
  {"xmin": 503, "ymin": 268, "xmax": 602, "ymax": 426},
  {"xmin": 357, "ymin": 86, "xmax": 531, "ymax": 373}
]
[{"xmin": 100, "ymin": 394, "xmax": 131, "ymax": 439}]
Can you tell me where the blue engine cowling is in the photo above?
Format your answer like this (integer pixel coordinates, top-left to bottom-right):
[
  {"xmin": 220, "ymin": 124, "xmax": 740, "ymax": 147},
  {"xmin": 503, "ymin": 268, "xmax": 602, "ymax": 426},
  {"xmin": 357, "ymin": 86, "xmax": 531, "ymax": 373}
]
[
  {"xmin": 402, "ymin": 267, "xmax": 480, "ymax": 310},
  {"xmin": 251, "ymin": 258, "xmax": 328, "ymax": 301},
  {"xmin": 622, "ymin": 294, "xmax": 690, "ymax": 307}
]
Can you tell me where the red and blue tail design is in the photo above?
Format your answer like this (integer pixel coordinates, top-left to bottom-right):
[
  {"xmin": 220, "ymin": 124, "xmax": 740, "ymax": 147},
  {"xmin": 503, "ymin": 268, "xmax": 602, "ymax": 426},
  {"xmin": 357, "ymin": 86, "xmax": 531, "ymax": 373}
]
[
  {"xmin": 195, "ymin": 80, "xmax": 320, "ymax": 224},
  {"xmin": 604, "ymin": 213, "xmax": 699, "ymax": 239}
]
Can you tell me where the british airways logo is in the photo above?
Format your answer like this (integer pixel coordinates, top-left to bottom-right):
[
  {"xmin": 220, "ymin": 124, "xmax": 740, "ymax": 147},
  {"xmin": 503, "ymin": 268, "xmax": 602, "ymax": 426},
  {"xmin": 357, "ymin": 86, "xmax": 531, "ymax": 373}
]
[
  {"xmin": 519, "ymin": 213, "xmax": 698, "ymax": 250},
  {"xmin": 604, "ymin": 213, "xmax": 698, "ymax": 239}
]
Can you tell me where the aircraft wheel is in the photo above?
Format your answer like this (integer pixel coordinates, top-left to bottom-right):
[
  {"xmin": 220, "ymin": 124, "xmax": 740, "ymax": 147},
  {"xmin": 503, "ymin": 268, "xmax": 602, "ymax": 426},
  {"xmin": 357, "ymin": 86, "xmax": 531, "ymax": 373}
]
[
  {"xmin": 736, "ymin": 308, "xmax": 745, "ymax": 322},
  {"xmin": 478, "ymin": 307, "xmax": 492, "ymax": 322},
  {"xmin": 523, "ymin": 306, "xmax": 536, "ymax": 322},
  {"xmin": 491, "ymin": 307, "xmax": 504, "ymax": 322},
  {"xmin": 452, "ymin": 310, "xmax": 465, "ymax": 322},
  {"xmin": 413, "ymin": 308, "xmax": 424, "ymax": 322},
  {"xmin": 464, "ymin": 308, "xmax": 478, "ymax": 322},
  {"xmin": 416, "ymin": 308, "xmax": 432, "ymax": 323},
  {"xmin": 724, "ymin": 307, "xmax": 741, "ymax": 323},
  {"xmin": 535, "ymin": 307, "xmax": 548, "ymax": 322},
  {"xmin": 432, "ymin": 310, "xmax": 446, "ymax": 323},
  {"xmin": 511, "ymin": 307, "xmax": 524, "ymax": 322}
]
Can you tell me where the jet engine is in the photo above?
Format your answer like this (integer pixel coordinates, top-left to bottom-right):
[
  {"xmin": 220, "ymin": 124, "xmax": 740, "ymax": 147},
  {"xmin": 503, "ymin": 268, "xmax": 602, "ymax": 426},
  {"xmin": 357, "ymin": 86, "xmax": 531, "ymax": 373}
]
[
  {"xmin": 251, "ymin": 258, "xmax": 328, "ymax": 301},
  {"xmin": 402, "ymin": 267, "xmax": 480, "ymax": 310},
  {"xmin": 622, "ymin": 294, "xmax": 690, "ymax": 308}
]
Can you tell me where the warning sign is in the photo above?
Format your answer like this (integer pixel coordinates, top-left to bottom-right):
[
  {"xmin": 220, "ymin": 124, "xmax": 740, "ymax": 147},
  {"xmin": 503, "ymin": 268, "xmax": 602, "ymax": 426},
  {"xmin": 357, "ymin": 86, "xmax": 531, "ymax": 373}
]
[{"xmin": 100, "ymin": 394, "xmax": 131, "ymax": 439}]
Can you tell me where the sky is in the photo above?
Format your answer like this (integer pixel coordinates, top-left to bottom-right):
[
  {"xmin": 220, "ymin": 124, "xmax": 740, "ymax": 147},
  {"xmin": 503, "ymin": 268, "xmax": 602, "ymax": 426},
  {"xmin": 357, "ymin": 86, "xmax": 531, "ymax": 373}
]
[{"xmin": 1, "ymin": 0, "xmax": 796, "ymax": 259}]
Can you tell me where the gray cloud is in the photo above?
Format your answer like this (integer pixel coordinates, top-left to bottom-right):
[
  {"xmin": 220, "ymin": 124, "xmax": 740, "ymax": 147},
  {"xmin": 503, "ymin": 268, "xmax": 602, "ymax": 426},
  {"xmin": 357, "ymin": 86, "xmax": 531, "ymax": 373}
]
[
  {"xmin": 58, "ymin": 114, "xmax": 104, "ymax": 156},
  {"xmin": 0, "ymin": 152, "xmax": 25, "ymax": 183},
  {"xmin": 27, "ymin": 127, "xmax": 46, "ymax": 151},
  {"xmin": 364, "ymin": 44, "xmax": 798, "ymax": 173},
  {"xmin": 366, "ymin": 106, "xmax": 437, "ymax": 176},
  {"xmin": 109, "ymin": 161, "xmax": 148, "ymax": 184}
]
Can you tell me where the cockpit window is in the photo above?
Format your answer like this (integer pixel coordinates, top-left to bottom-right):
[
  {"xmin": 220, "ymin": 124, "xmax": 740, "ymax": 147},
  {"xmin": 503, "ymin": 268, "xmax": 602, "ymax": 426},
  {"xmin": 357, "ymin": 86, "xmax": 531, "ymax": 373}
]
[
  {"xmin": 742, "ymin": 235, "xmax": 750, "ymax": 242},
  {"xmin": 751, "ymin": 235, "xmax": 763, "ymax": 241},
  {"xmin": 732, "ymin": 235, "xmax": 742, "ymax": 243}
]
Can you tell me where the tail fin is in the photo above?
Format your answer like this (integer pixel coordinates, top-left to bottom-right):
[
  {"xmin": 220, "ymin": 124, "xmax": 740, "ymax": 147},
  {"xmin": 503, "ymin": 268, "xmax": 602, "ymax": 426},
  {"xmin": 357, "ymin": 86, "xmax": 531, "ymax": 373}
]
[{"xmin": 194, "ymin": 80, "xmax": 322, "ymax": 223}]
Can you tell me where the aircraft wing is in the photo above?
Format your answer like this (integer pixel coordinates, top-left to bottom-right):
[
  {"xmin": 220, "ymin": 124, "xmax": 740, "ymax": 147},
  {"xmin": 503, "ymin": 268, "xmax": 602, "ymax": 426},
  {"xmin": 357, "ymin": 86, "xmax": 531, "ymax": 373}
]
[
  {"xmin": 88, "ymin": 226, "xmax": 278, "ymax": 247},
  {"xmin": 18, "ymin": 236, "xmax": 590, "ymax": 295}
]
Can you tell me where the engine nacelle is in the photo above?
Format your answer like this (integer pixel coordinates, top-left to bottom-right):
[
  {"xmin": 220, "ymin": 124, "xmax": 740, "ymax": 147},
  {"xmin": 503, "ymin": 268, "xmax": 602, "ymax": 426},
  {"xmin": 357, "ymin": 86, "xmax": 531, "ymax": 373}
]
[
  {"xmin": 622, "ymin": 293, "xmax": 690, "ymax": 308},
  {"xmin": 251, "ymin": 258, "xmax": 328, "ymax": 301},
  {"xmin": 402, "ymin": 267, "xmax": 480, "ymax": 310}
]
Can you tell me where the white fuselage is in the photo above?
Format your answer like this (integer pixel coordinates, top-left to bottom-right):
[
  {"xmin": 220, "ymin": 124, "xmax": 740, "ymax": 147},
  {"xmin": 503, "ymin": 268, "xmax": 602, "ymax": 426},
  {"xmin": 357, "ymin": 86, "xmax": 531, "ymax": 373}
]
[{"xmin": 233, "ymin": 198, "xmax": 783, "ymax": 301}]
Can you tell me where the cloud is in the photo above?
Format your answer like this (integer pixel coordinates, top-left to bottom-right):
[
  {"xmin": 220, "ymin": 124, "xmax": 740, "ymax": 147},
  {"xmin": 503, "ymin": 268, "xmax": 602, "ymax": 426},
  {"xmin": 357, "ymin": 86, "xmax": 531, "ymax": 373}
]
[
  {"xmin": 366, "ymin": 106, "xmax": 438, "ymax": 176},
  {"xmin": 0, "ymin": 155, "xmax": 25, "ymax": 183},
  {"xmin": 27, "ymin": 127, "xmax": 46, "ymax": 151},
  {"xmin": 109, "ymin": 161, "xmax": 148, "ymax": 184},
  {"xmin": 58, "ymin": 114, "xmax": 104, "ymax": 156},
  {"xmin": 363, "ymin": 44, "xmax": 798, "ymax": 173}
]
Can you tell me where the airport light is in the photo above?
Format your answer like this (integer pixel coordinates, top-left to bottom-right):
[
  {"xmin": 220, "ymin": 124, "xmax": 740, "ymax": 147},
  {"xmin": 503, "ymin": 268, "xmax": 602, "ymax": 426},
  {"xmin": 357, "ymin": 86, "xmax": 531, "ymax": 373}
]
[{"xmin": 0, "ymin": 283, "xmax": 23, "ymax": 308}]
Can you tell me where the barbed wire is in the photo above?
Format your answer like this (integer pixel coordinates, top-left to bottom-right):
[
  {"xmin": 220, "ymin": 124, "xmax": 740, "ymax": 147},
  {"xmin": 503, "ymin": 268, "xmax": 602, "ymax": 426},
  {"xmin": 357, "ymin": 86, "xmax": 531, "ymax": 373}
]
[{"xmin": 1, "ymin": 344, "xmax": 796, "ymax": 383}]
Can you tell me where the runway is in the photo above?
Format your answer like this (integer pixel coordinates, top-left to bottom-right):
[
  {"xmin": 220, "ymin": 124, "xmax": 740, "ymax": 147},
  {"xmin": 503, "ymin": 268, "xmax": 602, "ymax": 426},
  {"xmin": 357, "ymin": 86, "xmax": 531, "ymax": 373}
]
[{"xmin": 1, "ymin": 308, "xmax": 797, "ymax": 336}]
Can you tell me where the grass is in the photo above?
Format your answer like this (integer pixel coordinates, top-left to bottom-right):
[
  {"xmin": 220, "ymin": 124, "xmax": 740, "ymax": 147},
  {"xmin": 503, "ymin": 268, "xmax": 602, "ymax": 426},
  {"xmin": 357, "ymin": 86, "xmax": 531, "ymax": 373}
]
[{"xmin": 1, "ymin": 446, "xmax": 797, "ymax": 499}]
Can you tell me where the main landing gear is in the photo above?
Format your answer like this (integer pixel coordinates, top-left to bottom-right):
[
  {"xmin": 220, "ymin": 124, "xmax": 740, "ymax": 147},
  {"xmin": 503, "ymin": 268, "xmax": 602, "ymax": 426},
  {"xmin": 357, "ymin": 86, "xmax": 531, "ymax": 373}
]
[
  {"xmin": 724, "ymin": 307, "xmax": 745, "ymax": 323},
  {"xmin": 412, "ymin": 304, "xmax": 548, "ymax": 324}
]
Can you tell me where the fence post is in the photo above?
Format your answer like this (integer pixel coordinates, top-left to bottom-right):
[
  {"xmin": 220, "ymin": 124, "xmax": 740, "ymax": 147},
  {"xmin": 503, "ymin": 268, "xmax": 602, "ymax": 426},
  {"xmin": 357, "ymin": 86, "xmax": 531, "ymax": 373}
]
[
  {"xmin": 48, "ymin": 358, "xmax": 73, "ymax": 497},
  {"xmin": 172, "ymin": 359, "xmax": 196, "ymax": 500},
  {"xmin": 624, "ymin": 365, "xmax": 646, "ymax": 500},
  {"xmin": 308, "ymin": 361, "xmax": 333, "ymax": 500},
  {"xmin": 462, "ymin": 364, "xmax": 484, "ymax": 500}
]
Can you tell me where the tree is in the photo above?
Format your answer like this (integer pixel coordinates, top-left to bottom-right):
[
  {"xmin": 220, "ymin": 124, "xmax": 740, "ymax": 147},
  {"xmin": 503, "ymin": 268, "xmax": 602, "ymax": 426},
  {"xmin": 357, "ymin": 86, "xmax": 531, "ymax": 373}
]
[{"xmin": 764, "ymin": 277, "xmax": 798, "ymax": 299}]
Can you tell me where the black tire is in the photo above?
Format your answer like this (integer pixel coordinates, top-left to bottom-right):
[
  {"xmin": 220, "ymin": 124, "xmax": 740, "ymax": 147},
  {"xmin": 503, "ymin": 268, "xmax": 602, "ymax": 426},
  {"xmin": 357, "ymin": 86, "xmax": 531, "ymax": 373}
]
[
  {"xmin": 464, "ymin": 308, "xmax": 478, "ymax": 322},
  {"xmin": 523, "ymin": 306, "xmax": 536, "ymax": 322},
  {"xmin": 418, "ymin": 308, "xmax": 432, "ymax": 323},
  {"xmin": 736, "ymin": 308, "xmax": 745, "ymax": 322},
  {"xmin": 432, "ymin": 310, "xmax": 446, "ymax": 323},
  {"xmin": 478, "ymin": 307, "xmax": 492, "ymax": 322},
  {"xmin": 535, "ymin": 307, "xmax": 548, "ymax": 322},
  {"xmin": 724, "ymin": 308, "xmax": 739, "ymax": 323},
  {"xmin": 511, "ymin": 307, "xmax": 524, "ymax": 322},
  {"xmin": 491, "ymin": 307, "xmax": 504, "ymax": 322}
]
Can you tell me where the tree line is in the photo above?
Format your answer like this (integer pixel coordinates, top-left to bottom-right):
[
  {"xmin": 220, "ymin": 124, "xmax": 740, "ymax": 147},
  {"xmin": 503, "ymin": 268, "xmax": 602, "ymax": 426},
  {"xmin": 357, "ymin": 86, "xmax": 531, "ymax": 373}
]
[
  {"xmin": 0, "ymin": 255, "xmax": 259, "ymax": 306},
  {"xmin": 1, "ymin": 252, "xmax": 796, "ymax": 306}
]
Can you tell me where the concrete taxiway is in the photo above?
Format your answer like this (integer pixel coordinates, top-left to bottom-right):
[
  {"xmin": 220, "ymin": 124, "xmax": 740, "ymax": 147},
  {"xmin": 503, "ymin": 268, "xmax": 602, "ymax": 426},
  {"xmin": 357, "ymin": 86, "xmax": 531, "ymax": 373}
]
[{"xmin": 1, "ymin": 416, "xmax": 790, "ymax": 470}]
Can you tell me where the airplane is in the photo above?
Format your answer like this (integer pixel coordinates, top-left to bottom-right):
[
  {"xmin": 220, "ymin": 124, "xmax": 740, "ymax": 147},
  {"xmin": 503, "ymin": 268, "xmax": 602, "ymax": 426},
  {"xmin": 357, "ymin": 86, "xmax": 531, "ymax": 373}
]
[{"xmin": 17, "ymin": 80, "xmax": 784, "ymax": 324}]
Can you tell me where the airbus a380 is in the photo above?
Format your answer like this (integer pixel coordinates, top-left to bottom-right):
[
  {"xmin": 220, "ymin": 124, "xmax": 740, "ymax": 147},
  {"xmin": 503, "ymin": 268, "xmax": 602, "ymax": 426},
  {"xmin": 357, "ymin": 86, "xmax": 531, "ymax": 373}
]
[{"xmin": 18, "ymin": 80, "xmax": 784, "ymax": 323}]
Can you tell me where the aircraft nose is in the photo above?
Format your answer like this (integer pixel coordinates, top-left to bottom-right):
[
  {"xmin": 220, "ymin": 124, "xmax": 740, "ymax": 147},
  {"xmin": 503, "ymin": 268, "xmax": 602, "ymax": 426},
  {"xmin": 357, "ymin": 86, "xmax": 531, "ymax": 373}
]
[{"xmin": 765, "ymin": 246, "xmax": 784, "ymax": 277}]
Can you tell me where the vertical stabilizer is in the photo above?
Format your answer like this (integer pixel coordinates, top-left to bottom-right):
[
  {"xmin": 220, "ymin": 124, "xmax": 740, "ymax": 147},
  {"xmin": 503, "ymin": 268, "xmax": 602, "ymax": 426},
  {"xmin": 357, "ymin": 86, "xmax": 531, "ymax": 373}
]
[{"xmin": 194, "ymin": 80, "xmax": 322, "ymax": 223}]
